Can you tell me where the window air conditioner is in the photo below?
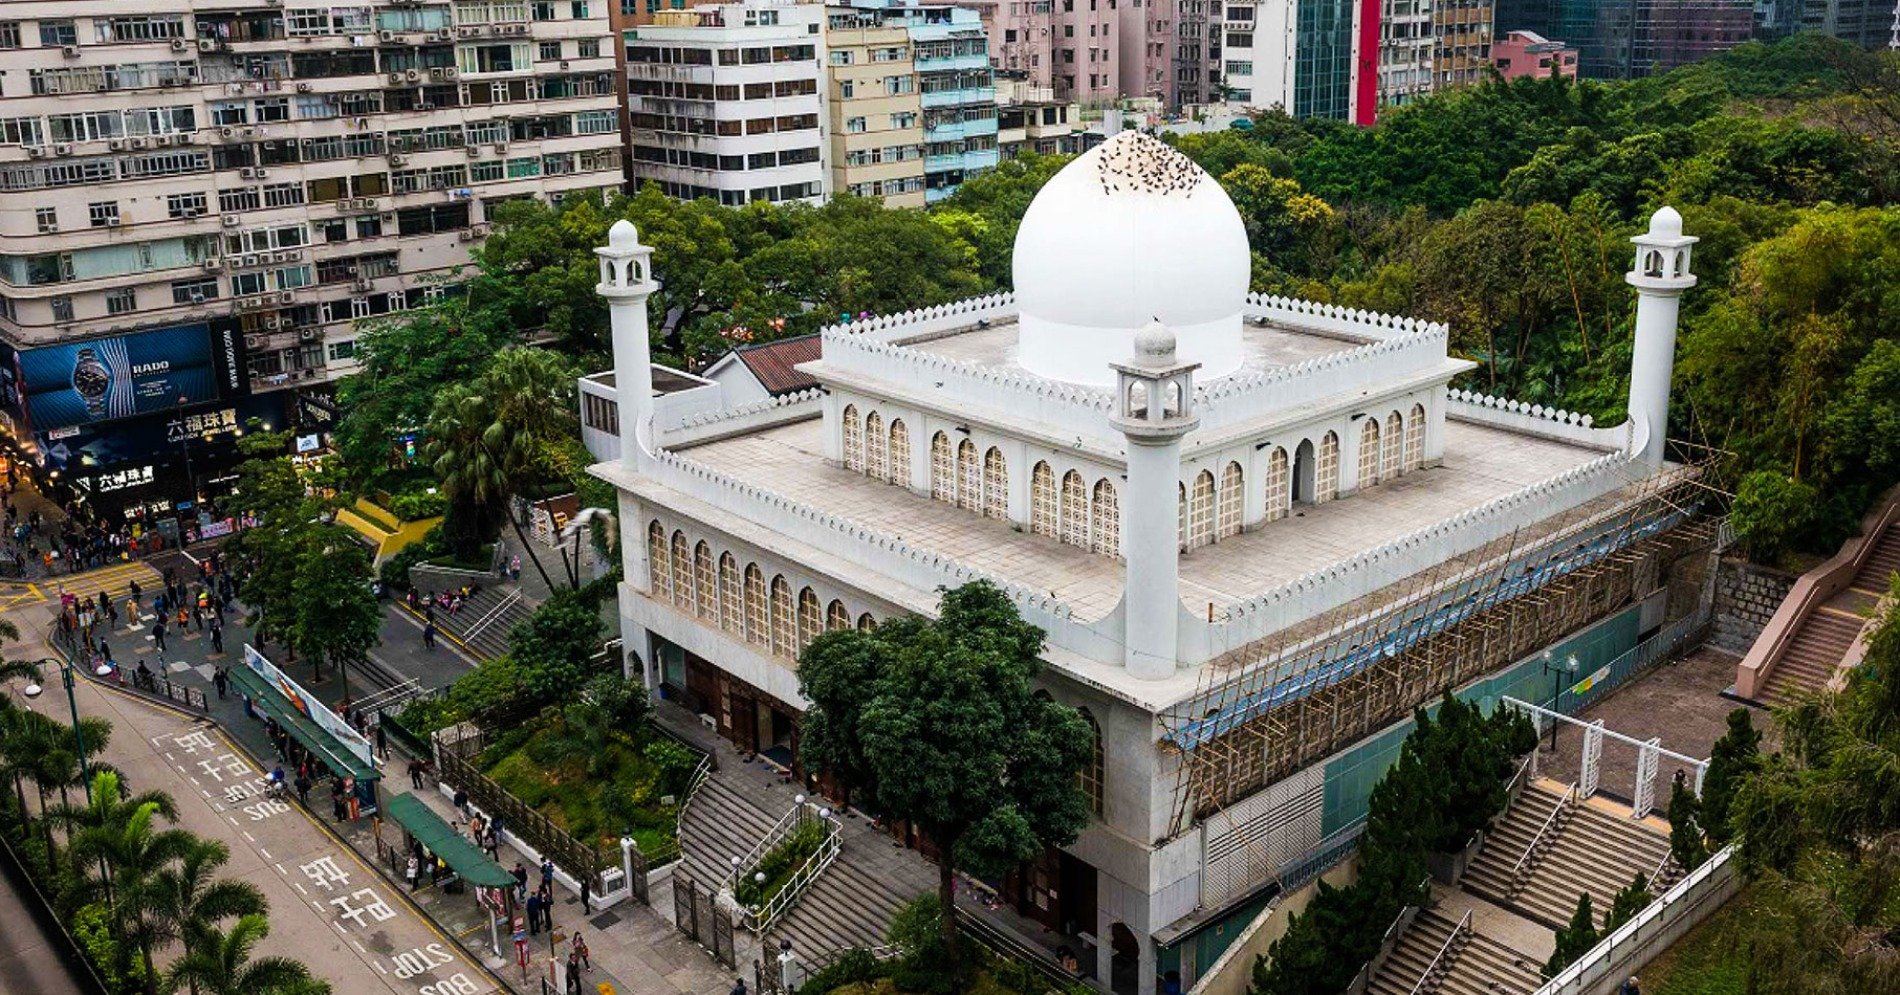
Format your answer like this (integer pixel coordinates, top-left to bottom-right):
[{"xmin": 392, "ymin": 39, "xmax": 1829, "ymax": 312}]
[
  {"xmin": 222, "ymin": 216, "xmax": 240, "ymax": 227},
  {"xmin": 61, "ymin": 45, "xmax": 79, "ymax": 58},
  {"xmin": 190, "ymin": 293, "xmax": 206, "ymax": 304},
  {"xmin": 295, "ymin": 82, "xmax": 312, "ymax": 92},
  {"xmin": 172, "ymin": 39, "xmax": 189, "ymax": 52},
  {"xmin": 53, "ymin": 144, "xmax": 72, "ymax": 156},
  {"xmin": 299, "ymin": 328, "xmax": 319, "ymax": 342}
]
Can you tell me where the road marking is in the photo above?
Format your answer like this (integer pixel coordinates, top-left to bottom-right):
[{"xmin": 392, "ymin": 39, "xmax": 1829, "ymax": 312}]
[
  {"xmin": 374, "ymin": 962, "xmax": 387, "ymax": 975},
  {"xmin": 258, "ymin": 846, "xmax": 272, "ymax": 859},
  {"xmin": 352, "ymin": 939, "xmax": 366, "ymax": 953},
  {"xmin": 242, "ymin": 830, "xmax": 255, "ymax": 842},
  {"xmin": 293, "ymin": 882, "xmax": 308, "ymax": 895},
  {"xmin": 226, "ymin": 815, "xmax": 237, "ymax": 826},
  {"xmin": 275, "ymin": 863, "xmax": 288, "ymax": 876}
]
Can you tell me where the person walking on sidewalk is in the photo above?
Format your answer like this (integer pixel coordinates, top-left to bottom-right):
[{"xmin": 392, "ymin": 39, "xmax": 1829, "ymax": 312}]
[
  {"xmin": 565, "ymin": 952, "xmax": 583, "ymax": 995},
  {"xmin": 375, "ymin": 722, "xmax": 388, "ymax": 761},
  {"xmin": 525, "ymin": 892, "xmax": 543, "ymax": 937},
  {"xmin": 421, "ymin": 621, "xmax": 436, "ymax": 651},
  {"xmin": 572, "ymin": 933, "xmax": 590, "ymax": 972},
  {"xmin": 151, "ymin": 620, "xmax": 167, "ymax": 655},
  {"xmin": 212, "ymin": 666, "xmax": 228, "ymax": 700},
  {"xmin": 408, "ymin": 758, "xmax": 426, "ymax": 790},
  {"xmin": 209, "ymin": 623, "xmax": 223, "ymax": 656}
]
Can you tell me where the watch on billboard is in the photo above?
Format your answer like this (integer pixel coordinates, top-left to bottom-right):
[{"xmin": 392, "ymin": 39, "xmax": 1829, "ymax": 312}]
[{"xmin": 13, "ymin": 324, "xmax": 230, "ymax": 432}]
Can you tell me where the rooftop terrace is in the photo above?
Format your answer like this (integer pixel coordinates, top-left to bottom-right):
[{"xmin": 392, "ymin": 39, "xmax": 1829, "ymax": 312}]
[{"xmin": 900, "ymin": 317, "xmax": 1358, "ymax": 375}]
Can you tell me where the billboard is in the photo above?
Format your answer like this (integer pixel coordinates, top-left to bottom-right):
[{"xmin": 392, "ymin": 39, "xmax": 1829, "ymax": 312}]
[
  {"xmin": 6, "ymin": 323, "xmax": 242, "ymax": 433},
  {"xmin": 242, "ymin": 644, "xmax": 376, "ymax": 772}
]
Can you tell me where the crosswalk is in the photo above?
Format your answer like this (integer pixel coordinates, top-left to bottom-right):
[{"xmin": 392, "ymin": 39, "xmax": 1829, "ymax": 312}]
[{"xmin": 0, "ymin": 560, "xmax": 164, "ymax": 615}]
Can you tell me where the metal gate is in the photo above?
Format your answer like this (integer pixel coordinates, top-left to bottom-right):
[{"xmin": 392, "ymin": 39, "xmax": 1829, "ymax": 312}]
[
  {"xmin": 710, "ymin": 898, "xmax": 735, "ymax": 968},
  {"xmin": 628, "ymin": 846, "xmax": 649, "ymax": 905},
  {"xmin": 673, "ymin": 874, "xmax": 699, "ymax": 943}
]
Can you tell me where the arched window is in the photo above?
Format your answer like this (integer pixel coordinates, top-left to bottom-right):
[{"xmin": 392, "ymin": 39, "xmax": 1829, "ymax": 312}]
[
  {"xmin": 1404, "ymin": 404, "xmax": 1425, "ymax": 472},
  {"xmin": 1358, "ymin": 418, "xmax": 1381, "ymax": 490},
  {"xmin": 826, "ymin": 599, "xmax": 850, "ymax": 632},
  {"xmin": 1030, "ymin": 462, "xmax": 1057, "ymax": 537},
  {"xmin": 1061, "ymin": 470, "xmax": 1089, "ymax": 548},
  {"xmin": 842, "ymin": 404, "xmax": 863, "ymax": 472},
  {"xmin": 647, "ymin": 521, "xmax": 669, "ymax": 598},
  {"xmin": 1643, "ymin": 249, "xmax": 1664, "ymax": 278},
  {"xmin": 797, "ymin": 586, "xmax": 822, "ymax": 653},
  {"xmin": 983, "ymin": 447, "xmax": 1009, "ymax": 520},
  {"xmin": 930, "ymin": 432, "xmax": 953, "ymax": 503},
  {"xmin": 865, "ymin": 412, "xmax": 887, "ymax": 481},
  {"xmin": 1077, "ymin": 708, "xmax": 1105, "ymax": 817},
  {"xmin": 770, "ymin": 575, "xmax": 795, "ymax": 660},
  {"xmin": 743, "ymin": 564, "xmax": 767, "ymax": 646},
  {"xmin": 671, "ymin": 532, "xmax": 692, "ymax": 612},
  {"xmin": 1317, "ymin": 432, "xmax": 1340, "ymax": 502},
  {"xmin": 1127, "ymin": 381, "xmax": 1148, "ymax": 418},
  {"xmin": 957, "ymin": 439, "xmax": 980, "ymax": 511},
  {"xmin": 856, "ymin": 613, "xmax": 877, "ymax": 632},
  {"xmin": 719, "ymin": 553, "xmax": 742, "ymax": 637},
  {"xmin": 888, "ymin": 419, "xmax": 910, "ymax": 486},
  {"xmin": 1188, "ymin": 470, "xmax": 1216, "ymax": 550},
  {"xmin": 1091, "ymin": 479, "xmax": 1120, "ymax": 557},
  {"xmin": 693, "ymin": 541, "xmax": 716, "ymax": 622},
  {"xmin": 1217, "ymin": 462, "xmax": 1243, "ymax": 539},
  {"xmin": 1383, "ymin": 411, "xmax": 1403, "ymax": 479},
  {"xmin": 1265, "ymin": 447, "xmax": 1290, "ymax": 521}
]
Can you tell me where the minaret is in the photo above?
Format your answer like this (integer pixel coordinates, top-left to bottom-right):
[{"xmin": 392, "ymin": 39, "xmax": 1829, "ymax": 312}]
[
  {"xmin": 1110, "ymin": 321, "xmax": 1199, "ymax": 682},
  {"xmin": 595, "ymin": 219, "xmax": 660, "ymax": 466},
  {"xmin": 1624, "ymin": 206, "xmax": 1696, "ymax": 469}
]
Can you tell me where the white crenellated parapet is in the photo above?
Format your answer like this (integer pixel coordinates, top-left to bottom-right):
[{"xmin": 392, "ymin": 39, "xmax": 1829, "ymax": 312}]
[
  {"xmin": 1445, "ymin": 389, "xmax": 1629, "ymax": 451},
  {"xmin": 819, "ymin": 293, "xmax": 1019, "ymax": 345},
  {"xmin": 660, "ymin": 387, "xmax": 825, "ymax": 447},
  {"xmin": 1193, "ymin": 447, "xmax": 1639, "ymax": 652},
  {"xmin": 1195, "ymin": 324, "xmax": 1451, "ymax": 433},
  {"xmin": 641, "ymin": 444, "xmax": 1079, "ymax": 626},
  {"xmin": 1243, "ymin": 293, "xmax": 1450, "ymax": 343}
]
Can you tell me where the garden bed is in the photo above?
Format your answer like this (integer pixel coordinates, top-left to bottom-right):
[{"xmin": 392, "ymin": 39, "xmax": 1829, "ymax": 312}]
[{"xmin": 734, "ymin": 818, "xmax": 828, "ymax": 911}]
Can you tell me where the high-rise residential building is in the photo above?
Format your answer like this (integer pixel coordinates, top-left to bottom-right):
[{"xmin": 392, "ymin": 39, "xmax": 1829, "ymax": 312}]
[
  {"xmin": 1799, "ymin": 0, "xmax": 1900, "ymax": 47},
  {"xmin": 995, "ymin": 74, "xmax": 1091, "ymax": 157},
  {"xmin": 1432, "ymin": 0, "xmax": 1493, "ymax": 89},
  {"xmin": 1174, "ymin": 0, "xmax": 1220, "ymax": 105},
  {"xmin": 968, "ymin": 0, "xmax": 1126, "ymax": 105},
  {"xmin": 824, "ymin": 8, "xmax": 928, "ymax": 205},
  {"xmin": 1216, "ymin": 0, "xmax": 1365, "ymax": 121},
  {"xmin": 623, "ymin": 0, "xmax": 828, "ymax": 205},
  {"xmin": 1492, "ymin": 28, "xmax": 1578, "ymax": 77},
  {"xmin": 1373, "ymin": 0, "xmax": 1434, "ymax": 107},
  {"xmin": 1493, "ymin": 0, "xmax": 1754, "ymax": 78},
  {"xmin": 0, "ymin": 1, "xmax": 622, "ymax": 526}
]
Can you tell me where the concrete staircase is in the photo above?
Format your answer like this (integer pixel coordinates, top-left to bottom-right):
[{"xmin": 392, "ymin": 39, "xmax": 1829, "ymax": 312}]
[
  {"xmin": 1759, "ymin": 608, "xmax": 1866, "ymax": 704},
  {"xmin": 1746, "ymin": 508, "xmax": 1900, "ymax": 705},
  {"xmin": 401, "ymin": 568, "xmax": 534, "ymax": 662},
  {"xmin": 679, "ymin": 770, "xmax": 932, "ymax": 960},
  {"xmin": 1465, "ymin": 783, "xmax": 1671, "ymax": 929},
  {"xmin": 1368, "ymin": 909, "xmax": 1543, "ymax": 995},
  {"xmin": 1462, "ymin": 783, "xmax": 1569, "ymax": 908}
]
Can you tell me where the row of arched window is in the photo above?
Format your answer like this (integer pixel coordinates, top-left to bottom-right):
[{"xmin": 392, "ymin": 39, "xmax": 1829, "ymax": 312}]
[{"xmin": 647, "ymin": 522, "xmax": 875, "ymax": 662}]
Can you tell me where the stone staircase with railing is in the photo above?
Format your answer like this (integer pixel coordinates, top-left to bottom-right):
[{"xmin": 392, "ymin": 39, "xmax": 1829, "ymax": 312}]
[
  {"xmin": 1465, "ymin": 782, "xmax": 1672, "ymax": 929},
  {"xmin": 402, "ymin": 565, "xmax": 535, "ymax": 662},
  {"xmin": 1462, "ymin": 781, "xmax": 1572, "ymax": 909},
  {"xmin": 1367, "ymin": 908, "xmax": 1542, "ymax": 995}
]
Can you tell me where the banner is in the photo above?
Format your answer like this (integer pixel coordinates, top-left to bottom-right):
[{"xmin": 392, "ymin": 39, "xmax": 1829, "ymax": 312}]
[
  {"xmin": 242, "ymin": 644, "xmax": 375, "ymax": 770},
  {"xmin": 13, "ymin": 324, "xmax": 222, "ymax": 431},
  {"xmin": 1569, "ymin": 664, "xmax": 1614, "ymax": 697}
]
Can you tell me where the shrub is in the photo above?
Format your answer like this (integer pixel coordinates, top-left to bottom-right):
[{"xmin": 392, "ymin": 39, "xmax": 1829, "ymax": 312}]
[
  {"xmin": 734, "ymin": 818, "xmax": 828, "ymax": 910},
  {"xmin": 1730, "ymin": 470, "xmax": 1818, "ymax": 566},
  {"xmin": 387, "ymin": 487, "xmax": 448, "ymax": 522},
  {"xmin": 887, "ymin": 893, "xmax": 957, "ymax": 995},
  {"xmin": 379, "ymin": 542, "xmax": 431, "ymax": 591},
  {"xmin": 799, "ymin": 948, "xmax": 885, "ymax": 995},
  {"xmin": 72, "ymin": 902, "xmax": 148, "ymax": 994},
  {"xmin": 643, "ymin": 737, "xmax": 699, "ymax": 793}
]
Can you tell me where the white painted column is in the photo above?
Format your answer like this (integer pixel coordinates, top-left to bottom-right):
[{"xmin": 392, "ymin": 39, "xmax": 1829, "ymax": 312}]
[
  {"xmin": 596, "ymin": 220, "xmax": 659, "ymax": 467},
  {"xmin": 1124, "ymin": 436, "xmax": 1184, "ymax": 681},
  {"xmin": 1624, "ymin": 207, "xmax": 1697, "ymax": 469}
]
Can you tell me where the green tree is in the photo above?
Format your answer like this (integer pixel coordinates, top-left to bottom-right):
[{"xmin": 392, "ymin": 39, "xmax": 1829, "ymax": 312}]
[
  {"xmin": 1699, "ymin": 708, "xmax": 1761, "ymax": 846},
  {"xmin": 62, "ymin": 771, "xmax": 196, "ymax": 995},
  {"xmin": 286, "ymin": 526, "xmax": 382, "ymax": 693},
  {"xmin": 1600, "ymin": 872, "xmax": 1653, "ymax": 933},
  {"xmin": 141, "ymin": 837, "xmax": 268, "ymax": 995},
  {"xmin": 333, "ymin": 301, "xmax": 517, "ymax": 481},
  {"xmin": 1666, "ymin": 775, "xmax": 1709, "ymax": 874},
  {"xmin": 1728, "ymin": 470, "xmax": 1819, "ymax": 567},
  {"xmin": 508, "ymin": 586, "xmax": 608, "ymax": 707},
  {"xmin": 1822, "ymin": 339, "xmax": 1900, "ymax": 486},
  {"xmin": 797, "ymin": 582, "xmax": 1092, "ymax": 968},
  {"xmin": 161, "ymin": 914, "xmax": 331, "ymax": 995},
  {"xmin": 1545, "ymin": 893, "xmax": 1600, "ymax": 978}
]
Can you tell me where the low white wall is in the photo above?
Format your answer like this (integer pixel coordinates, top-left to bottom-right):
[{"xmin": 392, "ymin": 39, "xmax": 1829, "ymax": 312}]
[
  {"xmin": 1186, "ymin": 857, "xmax": 1359, "ymax": 995},
  {"xmin": 1534, "ymin": 846, "xmax": 1739, "ymax": 995}
]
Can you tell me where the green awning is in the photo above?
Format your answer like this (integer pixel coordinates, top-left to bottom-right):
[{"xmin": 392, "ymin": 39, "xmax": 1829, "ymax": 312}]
[
  {"xmin": 382, "ymin": 793, "xmax": 518, "ymax": 888},
  {"xmin": 225, "ymin": 664, "xmax": 380, "ymax": 781}
]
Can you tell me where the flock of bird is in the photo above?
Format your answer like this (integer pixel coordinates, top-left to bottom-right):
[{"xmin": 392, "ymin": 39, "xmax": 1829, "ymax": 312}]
[{"xmin": 1094, "ymin": 131, "xmax": 1203, "ymax": 198}]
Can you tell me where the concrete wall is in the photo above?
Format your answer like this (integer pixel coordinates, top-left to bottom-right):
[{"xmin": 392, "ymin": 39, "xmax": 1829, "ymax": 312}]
[
  {"xmin": 1185, "ymin": 858, "xmax": 1360, "ymax": 995},
  {"xmin": 1534, "ymin": 847, "xmax": 1740, "ymax": 995},
  {"xmin": 1709, "ymin": 558, "xmax": 1795, "ymax": 656}
]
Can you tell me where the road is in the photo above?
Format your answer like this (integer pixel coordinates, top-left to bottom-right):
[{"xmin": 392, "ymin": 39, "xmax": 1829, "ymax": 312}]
[
  {"xmin": 16, "ymin": 676, "xmax": 500, "ymax": 995},
  {"xmin": 0, "ymin": 846, "xmax": 96, "ymax": 994}
]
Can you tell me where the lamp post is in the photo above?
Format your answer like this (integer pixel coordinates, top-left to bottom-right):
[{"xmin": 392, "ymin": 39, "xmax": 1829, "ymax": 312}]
[
  {"xmin": 1541, "ymin": 650, "xmax": 1580, "ymax": 752},
  {"xmin": 22, "ymin": 656, "xmax": 93, "ymax": 804}
]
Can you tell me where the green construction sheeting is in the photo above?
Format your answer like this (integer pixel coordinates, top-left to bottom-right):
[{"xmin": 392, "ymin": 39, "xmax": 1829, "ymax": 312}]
[
  {"xmin": 224, "ymin": 664, "xmax": 379, "ymax": 781},
  {"xmin": 382, "ymin": 794, "xmax": 518, "ymax": 888}
]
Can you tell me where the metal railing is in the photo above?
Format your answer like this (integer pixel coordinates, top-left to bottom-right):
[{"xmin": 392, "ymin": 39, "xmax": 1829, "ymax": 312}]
[
  {"xmin": 953, "ymin": 904, "xmax": 1088, "ymax": 993},
  {"xmin": 1407, "ymin": 909, "xmax": 1472, "ymax": 995},
  {"xmin": 1348, "ymin": 895, "xmax": 1423, "ymax": 995},
  {"xmin": 433, "ymin": 732, "xmax": 609, "ymax": 893},
  {"xmin": 731, "ymin": 802, "xmax": 842, "ymax": 934},
  {"xmin": 1509, "ymin": 783, "xmax": 1578, "ymax": 895},
  {"xmin": 1647, "ymin": 847, "xmax": 1676, "ymax": 893},
  {"xmin": 647, "ymin": 750, "xmax": 713, "ymax": 867},
  {"xmin": 1534, "ymin": 846, "xmax": 1738, "ymax": 995},
  {"xmin": 463, "ymin": 588, "xmax": 526, "ymax": 641}
]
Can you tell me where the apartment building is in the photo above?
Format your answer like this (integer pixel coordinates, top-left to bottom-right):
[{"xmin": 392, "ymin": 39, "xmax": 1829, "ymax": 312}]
[
  {"xmin": 1217, "ymin": 0, "xmax": 1363, "ymax": 121},
  {"xmin": 968, "ymin": 0, "xmax": 1126, "ymax": 105},
  {"xmin": 1431, "ymin": 0, "xmax": 1492, "ymax": 89},
  {"xmin": 825, "ymin": 10, "xmax": 927, "ymax": 205},
  {"xmin": 994, "ymin": 74, "xmax": 1089, "ymax": 158},
  {"xmin": 1374, "ymin": 0, "xmax": 1434, "ymax": 107},
  {"xmin": 1175, "ymin": 0, "xmax": 1220, "ymax": 105},
  {"xmin": 0, "ymin": 1, "xmax": 621, "ymax": 525},
  {"xmin": 624, "ymin": 0, "xmax": 828, "ymax": 205}
]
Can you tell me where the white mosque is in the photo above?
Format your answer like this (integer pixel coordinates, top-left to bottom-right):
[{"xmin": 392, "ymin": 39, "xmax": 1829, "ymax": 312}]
[{"xmin": 585, "ymin": 131, "xmax": 1712, "ymax": 992}]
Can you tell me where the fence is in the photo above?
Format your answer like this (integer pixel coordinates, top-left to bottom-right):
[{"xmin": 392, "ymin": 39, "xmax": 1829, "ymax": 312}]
[
  {"xmin": 954, "ymin": 904, "xmax": 1092, "ymax": 994},
  {"xmin": 672, "ymin": 872, "xmax": 737, "ymax": 969},
  {"xmin": 730, "ymin": 802, "xmax": 842, "ymax": 934},
  {"xmin": 433, "ymin": 733, "xmax": 608, "ymax": 894},
  {"xmin": 1549, "ymin": 606, "xmax": 1711, "ymax": 717},
  {"xmin": 1533, "ymin": 847, "xmax": 1739, "ymax": 995}
]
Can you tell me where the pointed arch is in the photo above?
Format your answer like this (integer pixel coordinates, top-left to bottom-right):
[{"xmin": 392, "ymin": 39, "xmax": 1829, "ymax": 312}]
[
  {"xmin": 826, "ymin": 599, "xmax": 850, "ymax": 632},
  {"xmin": 719, "ymin": 552, "xmax": 742, "ymax": 637},
  {"xmin": 1060, "ymin": 469, "xmax": 1089, "ymax": 548},
  {"xmin": 1077, "ymin": 707, "xmax": 1105, "ymax": 817},
  {"xmin": 1358, "ymin": 417, "xmax": 1381, "ymax": 489},
  {"xmin": 842, "ymin": 404, "xmax": 863, "ymax": 472},
  {"xmin": 1188, "ymin": 470, "xmax": 1216, "ymax": 550},
  {"xmin": 797, "ymin": 586, "xmax": 822, "ymax": 653},
  {"xmin": 865, "ymin": 411, "xmax": 887, "ymax": 481},
  {"xmin": 983, "ymin": 447, "xmax": 1009, "ymax": 520},
  {"xmin": 1317, "ymin": 431, "xmax": 1340, "ymax": 502},
  {"xmin": 930, "ymin": 431, "xmax": 953, "ymax": 502},
  {"xmin": 1405, "ymin": 403, "xmax": 1425, "ymax": 472},
  {"xmin": 670, "ymin": 531, "xmax": 692, "ymax": 611},
  {"xmin": 743, "ymin": 564, "xmax": 766, "ymax": 645},
  {"xmin": 1265, "ymin": 447, "xmax": 1290, "ymax": 521},
  {"xmin": 1091, "ymin": 478, "xmax": 1120, "ymax": 557},
  {"xmin": 647, "ymin": 521, "xmax": 669, "ymax": 598},
  {"xmin": 857, "ymin": 613, "xmax": 877, "ymax": 632},
  {"xmin": 1217, "ymin": 461, "xmax": 1244, "ymax": 539},
  {"xmin": 888, "ymin": 418, "xmax": 910, "ymax": 485},
  {"xmin": 1030, "ymin": 461, "xmax": 1057, "ymax": 537},
  {"xmin": 957, "ymin": 438, "xmax": 980, "ymax": 511},
  {"xmin": 693, "ymin": 541, "xmax": 716, "ymax": 622},
  {"xmin": 770, "ymin": 575, "xmax": 795, "ymax": 660},
  {"xmin": 1383, "ymin": 411, "xmax": 1403, "ymax": 479}
]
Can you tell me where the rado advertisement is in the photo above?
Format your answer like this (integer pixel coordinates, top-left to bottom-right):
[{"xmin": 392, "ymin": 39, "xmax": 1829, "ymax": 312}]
[{"xmin": 10, "ymin": 323, "xmax": 235, "ymax": 431}]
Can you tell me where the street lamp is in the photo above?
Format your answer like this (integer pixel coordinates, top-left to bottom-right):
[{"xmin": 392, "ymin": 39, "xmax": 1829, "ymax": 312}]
[
  {"xmin": 21, "ymin": 656, "xmax": 92, "ymax": 804},
  {"xmin": 1541, "ymin": 650, "xmax": 1580, "ymax": 752}
]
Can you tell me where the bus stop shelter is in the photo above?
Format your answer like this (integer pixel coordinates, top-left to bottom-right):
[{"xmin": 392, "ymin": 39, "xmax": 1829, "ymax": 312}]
[
  {"xmin": 225, "ymin": 662, "xmax": 380, "ymax": 811},
  {"xmin": 383, "ymin": 793, "xmax": 519, "ymax": 956}
]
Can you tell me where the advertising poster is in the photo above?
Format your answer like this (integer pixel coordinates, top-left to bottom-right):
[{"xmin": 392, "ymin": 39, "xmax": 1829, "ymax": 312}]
[
  {"xmin": 13, "ymin": 324, "xmax": 228, "ymax": 432},
  {"xmin": 242, "ymin": 644, "xmax": 375, "ymax": 771}
]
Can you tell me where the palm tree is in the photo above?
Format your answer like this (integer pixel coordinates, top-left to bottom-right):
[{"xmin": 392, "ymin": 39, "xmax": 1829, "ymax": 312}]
[
  {"xmin": 63, "ymin": 772, "xmax": 195, "ymax": 995},
  {"xmin": 162, "ymin": 914, "xmax": 331, "ymax": 995},
  {"xmin": 141, "ymin": 838, "xmax": 267, "ymax": 995}
]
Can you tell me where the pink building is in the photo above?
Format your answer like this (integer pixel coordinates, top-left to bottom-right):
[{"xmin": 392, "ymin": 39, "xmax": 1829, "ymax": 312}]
[
  {"xmin": 1492, "ymin": 30, "xmax": 1578, "ymax": 80},
  {"xmin": 968, "ymin": 0, "xmax": 1144, "ymax": 104}
]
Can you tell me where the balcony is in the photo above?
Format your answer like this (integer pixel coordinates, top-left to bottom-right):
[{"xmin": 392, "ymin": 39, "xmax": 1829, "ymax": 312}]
[{"xmin": 920, "ymin": 86, "xmax": 996, "ymax": 108}]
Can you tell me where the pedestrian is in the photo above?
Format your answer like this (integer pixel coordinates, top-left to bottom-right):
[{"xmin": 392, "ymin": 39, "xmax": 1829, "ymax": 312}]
[
  {"xmin": 406, "ymin": 854, "xmax": 420, "ymax": 892},
  {"xmin": 294, "ymin": 773, "xmax": 311, "ymax": 807},
  {"xmin": 212, "ymin": 666, "xmax": 228, "ymax": 700},
  {"xmin": 573, "ymin": 932, "xmax": 590, "ymax": 971},
  {"xmin": 565, "ymin": 952, "xmax": 582, "ymax": 994},
  {"xmin": 731, "ymin": 978, "xmax": 747, "ymax": 995},
  {"xmin": 210, "ymin": 624, "xmax": 223, "ymax": 655},
  {"xmin": 509, "ymin": 553, "xmax": 521, "ymax": 580},
  {"xmin": 580, "ymin": 874, "xmax": 592, "ymax": 914},
  {"xmin": 409, "ymin": 758, "xmax": 425, "ymax": 790},
  {"xmin": 512, "ymin": 862, "xmax": 528, "ymax": 898},
  {"xmin": 1619, "ymin": 977, "xmax": 1641, "ymax": 995},
  {"xmin": 538, "ymin": 884, "xmax": 553, "ymax": 931},
  {"xmin": 525, "ymin": 891, "xmax": 542, "ymax": 936},
  {"xmin": 375, "ymin": 722, "xmax": 389, "ymax": 760},
  {"xmin": 421, "ymin": 621, "xmax": 436, "ymax": 650},
  {"xmin": 453, "ymin": 787, "xmax": 469, "ymax": 818},
  {"xmin": 152, "ymin": 620, "xmax": 166, "ymax": 654},
  {"xmin": 331, "ymin": 779, "xmax": 348, "ymax": 822},
  {"xmin": 540, "ymin": 857, "xmax": 554, "ymax": 894}
]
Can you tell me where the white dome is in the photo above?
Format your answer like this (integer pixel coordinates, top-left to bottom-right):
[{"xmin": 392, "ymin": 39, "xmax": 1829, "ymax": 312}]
[{"xmin": 1012, "ymin": 131, "xmax": 1250, "ymax": 387}]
